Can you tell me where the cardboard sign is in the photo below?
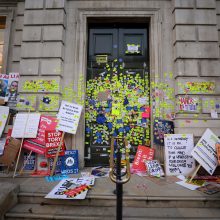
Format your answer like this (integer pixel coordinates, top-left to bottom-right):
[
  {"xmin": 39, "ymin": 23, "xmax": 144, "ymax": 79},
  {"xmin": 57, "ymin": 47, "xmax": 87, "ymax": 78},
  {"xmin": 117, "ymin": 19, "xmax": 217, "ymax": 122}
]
[
  {"xmin": 145, "ymin": 160, "xmax": 164, "ymax": 177},
  {"xmin": 61, "ymin": 150, "xmax": 79, "ymax": 174},
  {"xmin": 164, "ymin": 134, "xmax": 195, "ymax": 176},
  {"xmin": 23, "ymin": 116, "xmax": 59, "ymax": 154},
  {"xmin": 132, "ymin": 145, "xmax": 154, "ymax": 172},
  {"xmin": 216, "ymin": 143, "xmax": 220, "ymax": 165},
  {"xmin": 45, "ymin": 177, "xmax": 95, "ymax": 200},
  {"xmin": 57, "ymin": 101, "xmax": 83, "ymax": 134},
  {"xmin": 153, "ymin": 119, "xmax": 174, "ymax": 146},
  {"xmin": 0, "ymin": 106, "xmax": 9, "ymax": 137},
  {"xmin": 45, "ymin": 130, "xmax": 65, "ymax": 158},
  {"xmin": 11, "ymin": 113, "xmax": 40, "ymax": 138},
  {"xmin": 191, "ymin": 128, "xmax": 219, "ymax": 175}
]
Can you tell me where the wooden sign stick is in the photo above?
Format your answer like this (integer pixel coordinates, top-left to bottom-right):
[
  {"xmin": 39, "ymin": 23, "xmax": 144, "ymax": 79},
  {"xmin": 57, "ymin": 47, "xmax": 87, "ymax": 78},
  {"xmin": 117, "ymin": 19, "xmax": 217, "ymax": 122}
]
[
  {"xmin": 13, "ymin": 109, "xmax": 30, "ymax": 178},
  {"xmin": 50, "ymin": 131, "xmax": 65, "ymax": 176},
  {"xmin": 19, "ymin": 150, "xmax": 33, "ymax": 175},
  {"xmin": 189, "ymin": 164, "xmax": 201, "ymax": 183}
]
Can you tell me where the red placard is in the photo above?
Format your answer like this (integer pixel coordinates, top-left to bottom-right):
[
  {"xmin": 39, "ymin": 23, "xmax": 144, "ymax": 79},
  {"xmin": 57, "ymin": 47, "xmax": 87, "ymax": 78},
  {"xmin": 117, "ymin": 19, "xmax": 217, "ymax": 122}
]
[
  {"xmin": 23, "ymin": 116, "xmax": 58, "ymax": 154},
  {"xmin": 132, "ymin": 145, "xmax": 155, "ymax": 173},
  {"xmin": 45, "ymin": 130, "xmax": 65, "ymax": 158}
]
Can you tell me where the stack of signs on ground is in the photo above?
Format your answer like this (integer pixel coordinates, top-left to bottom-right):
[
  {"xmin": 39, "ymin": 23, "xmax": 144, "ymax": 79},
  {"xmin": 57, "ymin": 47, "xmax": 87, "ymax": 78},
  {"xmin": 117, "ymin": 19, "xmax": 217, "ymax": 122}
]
[
  {"xmin": 45, "ymin": 130, "xmax": 65, "ymax": 158},
  {"xmin": 61, "ymin": 150, "xmax": 78, "ymax": 174},
  {"xmin": 11, "ymin": 113, "xmax": 40, "ymax": 138},
  {"xmin": 191, "ymin": 128, "xmax": 219, "ymax": 175},
  {"xmin": 132, "ymin": 145, "xmax": 154, "ymax": 173},
  {"xmin": 153, "ymin": 119, "xmax": 174, "ymax": 146},
  {"xmin": 145, "ymin": 160, "xmax": 164, "ymax": 177},
  {"xmin": 23, "ymin": 115, "xmax": 60, "ymax": 154},
  {"xmin": 45, "ymin": 176, "xmax": 95, "ymax": 199},
  {"xmin": 164, "ymin": 134, "xmax": 195, "ymax": 176},
  {"xmin": 56, "ymin": 101, "xmax": 83, "ymax": 134}
]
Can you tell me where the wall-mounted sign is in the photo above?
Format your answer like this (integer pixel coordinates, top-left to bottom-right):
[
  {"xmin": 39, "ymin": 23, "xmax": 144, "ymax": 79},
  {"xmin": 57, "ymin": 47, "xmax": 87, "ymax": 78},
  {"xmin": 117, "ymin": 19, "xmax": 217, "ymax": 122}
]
[
  {"xmin": 125, "ymin": 44, "xmax": 141, "ymax": 54},
  {"xmin": 178, "ymin": 96, "xmax": 200, "ymax": 112},
  {"xmin": 96, "ymin": 55, "xmax": 108, "ymax": 64}
]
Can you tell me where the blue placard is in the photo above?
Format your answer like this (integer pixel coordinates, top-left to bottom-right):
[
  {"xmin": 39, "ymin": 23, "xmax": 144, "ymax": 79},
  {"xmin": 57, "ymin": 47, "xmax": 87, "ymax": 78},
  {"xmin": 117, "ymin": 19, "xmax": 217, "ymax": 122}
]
[{"xmin": 61, "ymin": 150, "xmax": 79, "ymax": 174}]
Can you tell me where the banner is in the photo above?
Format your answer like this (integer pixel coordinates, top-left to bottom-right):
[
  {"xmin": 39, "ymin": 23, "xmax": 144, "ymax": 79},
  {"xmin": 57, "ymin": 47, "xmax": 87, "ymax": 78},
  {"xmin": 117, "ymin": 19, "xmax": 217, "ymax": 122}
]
[{"xmin": 191, "ymin": 128, "xmax": 219, "ymax": 175}]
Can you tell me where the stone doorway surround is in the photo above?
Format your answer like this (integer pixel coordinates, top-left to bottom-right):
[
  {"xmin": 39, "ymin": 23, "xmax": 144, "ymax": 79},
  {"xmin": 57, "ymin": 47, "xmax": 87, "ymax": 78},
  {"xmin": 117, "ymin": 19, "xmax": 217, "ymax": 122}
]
[{"xmin": 65, "ymin": 3, "xmax": 163, "ymax": 168}]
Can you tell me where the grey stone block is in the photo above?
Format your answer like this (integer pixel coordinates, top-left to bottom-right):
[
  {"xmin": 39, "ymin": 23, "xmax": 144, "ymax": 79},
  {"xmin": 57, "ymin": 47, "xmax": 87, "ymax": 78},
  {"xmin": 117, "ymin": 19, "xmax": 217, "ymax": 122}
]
[
  {"xmin": 17, "ymin": 2, "xmax": 25, "ymax": 15},
  {"xmin": 22, "ymin": 26, "xmax": 41, "ymax": 42},
  {"xmin": 174, "ymin": 9, "xmax": 216, "ymax": 25},
  {"xmin": 21, "ymin": 43, "xmax": 42, "ymax": 58},
  {"xmin": 217, "ymin": 15, "xmax": 220, "ymax": 30},
  {"xmin": 12, "ymin": 46, "xmax": 21, "ymax": 62},
  {"xmin": 42, "ymin": 42, "xmax": 64, "ymax": 59},
  {"xmin": 198, "ymin": 26, "xmax": 218, "ymax": 41},
  {"xmin": 173, "ymin": 0, "xmax": 195, "ymax": 8},
  {"xmin": 202, "ymin": 97, "xmax": 220, "ymax": 113},
  {"xmin": 175, "ymin": 60, "xmax": 199, "ymax": 76},
  {"xmin": 15, "ymin": 16, "xmax": 24, "ymax": 31},
  {"xmin": 173, "ymin": 25, "xmax": 196, "ymax": 42},
  {"xmin": 217, "ymin": 1, "xmax": 220, "ymax": 14},
  {"xmin": 20, "ymin": 59, "xmax": 39, "ymax": 75},
  {"xmin": 200, "ymin": 60, "xmax": 220, "ymax": 76},
  {"xmin": 25, "ymin": 0, "xmax": 44, "ymax": 9},
  {"xmin": 40, "ymin": 58, "xmax": 63, "ymax": 75},
  {"xmin": 14, "ymin": 31, "xmax": 22, "ymax": 46},
  {"xmin": 43, "ymin": 26, "xmax": 65, "ymax": 42},
  {"xmin": 174, "ymin": 42, "xmax": 219, "ymax": 59},
  {"xmin": 46, "ymin": 0, "xmax": 66, "ymax": 9},
  {"xmin": 24, "ymin": 10, "xmax": 66, "ymax": 26},
  {"xmin": 196, "ymin": 0, "xmax": 216, "ymax": 9},
  {"xmin": 11, "ymin": 62, "xmax": 20, "ymax": 73}
]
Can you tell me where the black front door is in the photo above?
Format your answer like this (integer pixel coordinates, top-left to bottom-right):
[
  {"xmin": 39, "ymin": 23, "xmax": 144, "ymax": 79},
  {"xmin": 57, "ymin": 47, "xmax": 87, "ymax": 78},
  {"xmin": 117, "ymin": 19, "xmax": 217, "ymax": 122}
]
[{"xmin": 85, "ymin": 24, "xmax": 150, "ymax": 166}]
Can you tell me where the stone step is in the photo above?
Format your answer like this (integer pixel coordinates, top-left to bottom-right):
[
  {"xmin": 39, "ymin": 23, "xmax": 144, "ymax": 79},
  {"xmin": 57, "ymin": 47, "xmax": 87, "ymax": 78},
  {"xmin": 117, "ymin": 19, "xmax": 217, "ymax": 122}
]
[
  {"xmin": 5, "ymin": 203, "xmax": 220, "ymax": 220},
  {"xmin": 18, "ymin": 192, "xmax": 220, "ymax": 208}
]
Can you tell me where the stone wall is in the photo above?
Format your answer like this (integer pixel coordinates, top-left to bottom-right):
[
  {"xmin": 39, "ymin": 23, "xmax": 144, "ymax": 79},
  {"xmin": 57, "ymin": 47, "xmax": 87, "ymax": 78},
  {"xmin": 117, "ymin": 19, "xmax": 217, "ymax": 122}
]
[{"xmin": 173, "ymin": 0, "xmax": 220, "ymax": 137}]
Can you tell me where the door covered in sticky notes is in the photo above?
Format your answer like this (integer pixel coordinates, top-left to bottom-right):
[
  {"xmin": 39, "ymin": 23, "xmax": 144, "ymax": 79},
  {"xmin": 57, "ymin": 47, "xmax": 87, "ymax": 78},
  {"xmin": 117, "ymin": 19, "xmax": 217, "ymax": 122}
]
[{"xmin": 85, "ymin": 23, "xmax": 150, "ymax": 166}]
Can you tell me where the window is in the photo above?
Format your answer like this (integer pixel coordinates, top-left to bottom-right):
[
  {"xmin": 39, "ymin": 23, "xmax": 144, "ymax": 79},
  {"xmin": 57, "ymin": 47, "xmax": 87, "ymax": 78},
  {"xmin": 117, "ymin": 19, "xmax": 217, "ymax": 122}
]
[{"xmin": 0, "ymin": 16, "xmax": 6, "ymax": 74}]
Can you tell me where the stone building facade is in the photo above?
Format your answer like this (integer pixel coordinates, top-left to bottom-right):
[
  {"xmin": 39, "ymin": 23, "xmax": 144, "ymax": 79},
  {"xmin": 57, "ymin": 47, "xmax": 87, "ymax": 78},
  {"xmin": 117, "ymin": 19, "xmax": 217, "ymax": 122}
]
[{"xmin": 1, "ymin": 0, "xmax": 220, "ymax": 168}]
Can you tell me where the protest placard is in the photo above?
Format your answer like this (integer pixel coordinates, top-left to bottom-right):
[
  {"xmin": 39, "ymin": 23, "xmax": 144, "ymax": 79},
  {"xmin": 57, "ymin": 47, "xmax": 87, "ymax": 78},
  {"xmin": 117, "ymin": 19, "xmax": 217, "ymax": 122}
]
[
  {"xmin": 191, "ymin": 128, "xmax": 219, "ymax": 175},
  {"xmin": 56, "ymin": 101, "xmax": 83, "ymax": 134},
  {"xmin": 216, "ymin": 143, "xmax": 220, "ymax": 165},
  {"xmin": 23, "ymin": 115, "xmax": 58, "ymax": 154},
  {"xmin": 0, "ymin": 74, "xmax": 9, "ymax": 100},
  {"xmin": 132, "ymin": 145, "xmax": 154, "ymax": 173},
  {"xmin": 45, "ymin": 177, "xmax": 95, "ymax": 200},
  {"xmin": 11, "ymin": 113, "xmax": 40, "ymax": 138},
  {"xmin": 0, "ymin": 106, "xmax": 9, "ymax": 137},
  {"xmin": 164, "ymin": 134, "xmax": 195, "ymax": 176},
  {"xmin": 45, "ymin": 130, "xmax": 65, "ymax": 158},
  {"xmin": 145, "ymin": 160, "xmax": 164, "ymax": 177},
  {"xmin": 61, "ymin": 150, "xmax": 78, "ymax": 174}
]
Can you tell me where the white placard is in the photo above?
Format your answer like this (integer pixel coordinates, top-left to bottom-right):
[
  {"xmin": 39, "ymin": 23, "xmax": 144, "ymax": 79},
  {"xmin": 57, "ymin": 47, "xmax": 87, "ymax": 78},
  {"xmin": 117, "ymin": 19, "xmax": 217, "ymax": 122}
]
[
  {"xmin": 57, "ymin": 101, "xmax": 83, "ymax": 134},
  {"xmin": 0, "ymin": 106, "xmax": 9, "ymax": 137},
  {"xmin": 45, "ymin": 177, "xmax": 95, "ymax": 200},
  {"xmin": 191, "ymin": 128, "xmax": 219, "ymax": 175},
  {"xmin": 145, "ymin": 160, "xmax": 164, "ymax": 177},
  {"xmin": 164, "ymin": 134, "xmax": 195, "ymax": 176},
  {"xmin": 11, "ymin": 113, "xmax": 41, "ymax": 138}
]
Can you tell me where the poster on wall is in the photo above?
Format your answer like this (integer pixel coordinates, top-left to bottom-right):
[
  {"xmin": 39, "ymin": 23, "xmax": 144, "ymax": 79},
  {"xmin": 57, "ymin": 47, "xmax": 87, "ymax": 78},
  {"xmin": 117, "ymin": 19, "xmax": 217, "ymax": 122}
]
[
  {"xmin": 5, "ymin": 73, "xmax": 20, "ymax": 103},
  {"xmin": 56, "ymin": 101, "xmax": 83, "ymax": 134},
  {"xmin": 11, "ymin": 113, "xmax": 40, "ymax": 138},
  {"xmin": 191, "ymin": 128, "xmax": 219, "ymax": 175},
  {"xmin": 23, "ymin": 115, "xmax": 59, "ymax": 154},
  {"xmin": 0, "ymin": 106, "xmax": 9, "ymax": 137},
  {"xmin": 178, "ymin": 96, "xmax": 200, "ymax": 112},
  {"xmin": 0, "ymin": 74, "xmax": 9, "ymax": 100},
  {"xmin": 164, "ymin": 134, "xmax": 195, "ymax": 176},
  {"xmin": 153, "ymin": 119, "xmax": 174, "ymax": 146}
]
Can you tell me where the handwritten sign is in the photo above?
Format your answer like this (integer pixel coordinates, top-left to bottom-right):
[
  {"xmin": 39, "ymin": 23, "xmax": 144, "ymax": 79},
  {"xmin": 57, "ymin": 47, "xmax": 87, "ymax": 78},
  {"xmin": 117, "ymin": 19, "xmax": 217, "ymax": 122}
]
[
  {"xmin": 191, "ymin": 128, "xmax": 219, "ymax": 175},
  {"xmin": 57, "ymin": 101, "xmax": 83, "ymax": 134},
  {"xmin": 164, "ymin": 134, "xmax": 195, "ymax": 176},
  {"xmin": 0, "ymin": 106, "xmax": 9, "ymax": 137},
  {"xmin": 178, "ymin": 96, "xmax": 199, "ymax": 112},
  {"xmin": 11, "ymin": 113, "xmax": 40, "ymax": 138},
  {"xmin": 145, "ymin": 160, "xmax": 164, "ymax": 177},
  {"xmin": 45, "ymin": 130, "xmax": 65, "ymax": 158}
]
